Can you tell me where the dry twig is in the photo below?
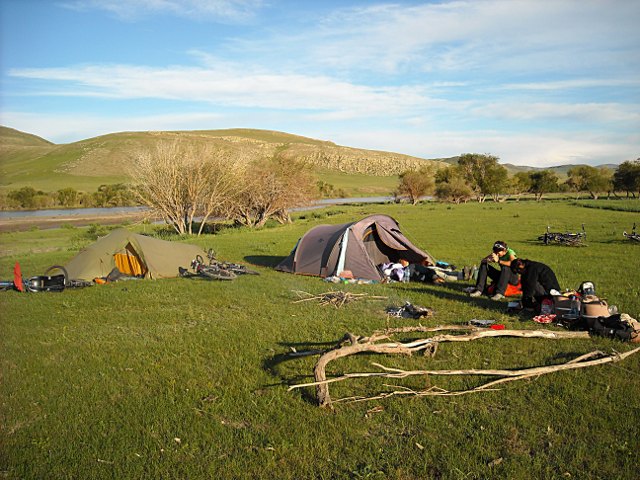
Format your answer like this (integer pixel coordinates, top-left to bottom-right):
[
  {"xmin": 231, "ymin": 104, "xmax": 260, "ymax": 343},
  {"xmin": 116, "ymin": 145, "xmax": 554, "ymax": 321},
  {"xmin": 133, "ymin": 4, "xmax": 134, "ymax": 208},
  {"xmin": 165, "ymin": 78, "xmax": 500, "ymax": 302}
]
[{"xmin": 291, "ymin": 290, "xmax": 387, "ymax": 308}]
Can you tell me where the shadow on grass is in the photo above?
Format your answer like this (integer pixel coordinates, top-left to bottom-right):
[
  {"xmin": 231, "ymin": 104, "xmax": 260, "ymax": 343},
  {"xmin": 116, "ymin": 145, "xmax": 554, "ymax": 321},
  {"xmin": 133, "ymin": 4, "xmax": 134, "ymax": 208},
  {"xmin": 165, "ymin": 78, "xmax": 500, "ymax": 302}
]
[
  {"xmin": 392, "ymin": 281, "xmax": 514, "ymax": 315},
  {"xmin": 261, "ymin": 348, "xmax": 326, "ymax": 405},
  {"xmin": 244, "ymin": 255, "xmax": 286, "ymax": 268},
  {"xmin": 263, "ymin": 344, "xmax": 409, "ymax": 406}
]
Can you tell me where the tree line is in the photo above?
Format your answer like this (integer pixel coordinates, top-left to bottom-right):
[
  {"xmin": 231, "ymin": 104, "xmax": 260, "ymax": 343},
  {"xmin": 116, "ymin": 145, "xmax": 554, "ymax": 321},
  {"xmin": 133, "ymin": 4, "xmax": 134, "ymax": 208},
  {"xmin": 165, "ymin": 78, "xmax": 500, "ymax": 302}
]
[
  {"xmin": 396, "ymin": 154, "xmax": 640, "ymax": 204},
  {"xmin": 0, "ymin": 184, "xmax": 135, "ymax": 210},
  {"xmin": 3, "ymin": 144, "xmax": 637, "ymax": 236}
]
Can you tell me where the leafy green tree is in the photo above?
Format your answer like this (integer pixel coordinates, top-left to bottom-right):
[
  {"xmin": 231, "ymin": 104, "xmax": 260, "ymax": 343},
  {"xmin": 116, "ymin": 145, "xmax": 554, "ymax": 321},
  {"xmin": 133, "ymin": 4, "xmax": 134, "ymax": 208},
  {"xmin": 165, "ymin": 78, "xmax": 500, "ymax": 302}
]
[
  {"xmin": 8, "ymin": 186, "xmax": 38, "ymax": 209},
  {"xmin": 434, "ymin": 167, "xmax": 473, "ymax": 204},
  {"xmin": 510, "ymin": 172, "xmax": 532, "ymax": 200},
  {"xmin": 92, "ymin": 184, "xmax": 135, "ymax": 207},
  {"xmin": 529, "ymin": 170, "xmax": 559, "ymax": 201},
  {"xmin": 316, "ymin": 181, "xmax": 346, "ymax": 198},
  {"xmin": 457, "ymin": 153, "xmax": 507, "ymax": 202},
  {"xmin": 613, "ymin": 160, "xmax": 640, "ymax": 198},
  {"xmin": 396, "ymin": 166, "xmax": 435, "ymax": 205},
  {"xmin": 57, "ymin": 187, "xmax": 79, "ymax": 207},
  {"xmin": 566, "ymin": 166, "xmax": 612, "ymax": 200}
]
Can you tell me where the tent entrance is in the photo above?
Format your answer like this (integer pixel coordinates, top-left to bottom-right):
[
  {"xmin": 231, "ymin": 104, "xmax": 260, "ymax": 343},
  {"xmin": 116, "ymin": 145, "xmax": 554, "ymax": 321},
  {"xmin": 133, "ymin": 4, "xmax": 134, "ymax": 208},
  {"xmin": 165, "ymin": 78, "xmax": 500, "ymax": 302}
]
[
  {"xmin": 114, "ymin": 243, "xmax": 147, "ymax": 277},
  {"xmin": 362, "ymin": 225, "xmax": 395, "ymax": 265}
]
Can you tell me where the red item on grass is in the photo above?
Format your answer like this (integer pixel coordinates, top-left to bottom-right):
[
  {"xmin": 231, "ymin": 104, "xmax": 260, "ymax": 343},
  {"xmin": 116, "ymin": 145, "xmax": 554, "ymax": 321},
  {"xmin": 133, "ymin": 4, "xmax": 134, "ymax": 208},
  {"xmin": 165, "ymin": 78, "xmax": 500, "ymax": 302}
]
[
  {"xmin": 13, "ymin": 262, "xmax": 24, "ymax": 292},
  {"xmin": 490, "ymin": 324, "xmax": 506, "ymax": 330},
  {"xmin": 533, "ymin": 314, "xmax": 556, "ymax": 324}
]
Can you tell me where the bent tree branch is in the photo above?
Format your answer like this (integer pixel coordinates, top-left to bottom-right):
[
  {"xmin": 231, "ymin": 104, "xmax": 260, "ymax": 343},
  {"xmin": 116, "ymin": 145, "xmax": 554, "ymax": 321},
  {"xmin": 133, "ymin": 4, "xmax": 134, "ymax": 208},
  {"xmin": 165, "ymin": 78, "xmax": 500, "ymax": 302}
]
[{"xmin": 287, "ymin": 326, "xmax": 640, "ymax": 408}]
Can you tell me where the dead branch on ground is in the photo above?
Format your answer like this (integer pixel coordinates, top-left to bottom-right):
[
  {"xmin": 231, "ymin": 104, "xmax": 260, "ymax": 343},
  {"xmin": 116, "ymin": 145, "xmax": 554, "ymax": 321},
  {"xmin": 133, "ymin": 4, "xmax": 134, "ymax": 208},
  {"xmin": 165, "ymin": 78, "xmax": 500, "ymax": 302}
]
[{"xmin": 286, "ymin": 325, "xmax": 640, "ymax": 408}]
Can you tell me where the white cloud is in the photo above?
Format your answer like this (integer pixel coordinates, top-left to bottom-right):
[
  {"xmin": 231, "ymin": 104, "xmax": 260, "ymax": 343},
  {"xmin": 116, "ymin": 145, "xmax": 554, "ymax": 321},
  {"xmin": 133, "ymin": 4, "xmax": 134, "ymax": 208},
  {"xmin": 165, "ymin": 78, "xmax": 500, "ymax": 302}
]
[
  {"xmin": 290, "ymin": 1, "xmax": 640, "ymax": 75},
  {"xmin": 60, "ymin": 0, "xmax": 264, "ymax": 22},
  {"xmin": 472, "ymin": 102, "xmax": 640, "ymax": 124},
  {"xmin": 9, "ymin": 64, "xmax": 432, "ymax": 115},
  {"xmin": 327, "ymin": 129, "xmax": 639, "ymax": 167},
  {"xmin": 499, "ymin": 79, "xmax": 640, "ymax": 91}
]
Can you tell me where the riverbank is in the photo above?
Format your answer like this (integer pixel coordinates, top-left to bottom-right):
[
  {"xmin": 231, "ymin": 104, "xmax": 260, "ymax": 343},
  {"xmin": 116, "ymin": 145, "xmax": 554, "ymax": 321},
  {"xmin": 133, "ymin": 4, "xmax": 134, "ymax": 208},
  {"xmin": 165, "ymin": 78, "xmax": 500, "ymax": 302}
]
[
  {"xmin": 0, "ymin": 197, "xmax": 399, "ymax": 233},
  {"xmin": 0, "ymin": 210, "xmax": 155, "ymax": 233}
]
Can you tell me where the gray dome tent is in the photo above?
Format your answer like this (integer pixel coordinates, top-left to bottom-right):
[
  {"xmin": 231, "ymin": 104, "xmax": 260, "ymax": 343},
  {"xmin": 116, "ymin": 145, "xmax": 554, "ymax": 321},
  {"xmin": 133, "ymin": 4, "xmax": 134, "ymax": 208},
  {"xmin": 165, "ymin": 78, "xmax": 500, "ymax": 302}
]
[{"xmin": 276, "ymin": 214, "xmax": 434, "ymax": 281}]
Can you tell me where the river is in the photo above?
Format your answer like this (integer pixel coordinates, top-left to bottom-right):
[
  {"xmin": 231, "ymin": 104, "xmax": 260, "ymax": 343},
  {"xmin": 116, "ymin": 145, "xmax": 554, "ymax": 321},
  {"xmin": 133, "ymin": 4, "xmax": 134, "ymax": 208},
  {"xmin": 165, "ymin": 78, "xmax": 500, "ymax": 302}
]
[{"xmin": 0, "ymin": 197, "xmax": 399, "ymax": 219}]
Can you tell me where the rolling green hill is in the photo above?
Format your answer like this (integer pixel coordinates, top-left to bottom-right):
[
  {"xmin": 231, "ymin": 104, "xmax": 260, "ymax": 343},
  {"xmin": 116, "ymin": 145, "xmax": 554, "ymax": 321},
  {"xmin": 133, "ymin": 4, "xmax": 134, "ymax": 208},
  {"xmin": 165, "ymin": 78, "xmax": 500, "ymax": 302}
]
[
  {"xmin": 0, "ymin": 127, "xmax": 445, "ymax": 194},
  {"xmin": 0, "ymin": 126, "xmax": 624, "ymax": 196}
]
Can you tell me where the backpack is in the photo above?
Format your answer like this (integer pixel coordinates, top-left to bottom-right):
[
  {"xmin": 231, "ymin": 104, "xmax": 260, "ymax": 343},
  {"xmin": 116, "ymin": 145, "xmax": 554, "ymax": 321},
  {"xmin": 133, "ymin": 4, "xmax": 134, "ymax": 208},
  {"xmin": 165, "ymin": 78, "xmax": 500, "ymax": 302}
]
[{"xmin": 589, "ymin": 314, "xmax": 640, "ymax": 342}]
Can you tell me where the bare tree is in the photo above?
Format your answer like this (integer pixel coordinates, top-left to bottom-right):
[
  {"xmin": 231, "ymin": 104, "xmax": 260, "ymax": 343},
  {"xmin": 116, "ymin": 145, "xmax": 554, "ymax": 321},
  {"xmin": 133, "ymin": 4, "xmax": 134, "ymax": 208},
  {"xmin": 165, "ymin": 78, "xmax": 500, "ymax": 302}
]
[
  {"xmin": 396, "ymin": 166, "xmax": 435, "ymax": 205},
  {"xmin": 131, "ymin": 141, "xmax": 244, "ymax": 235},
  {"xmin": 229, "ymin": 156, "xmax": 316, "ymax": 228}
]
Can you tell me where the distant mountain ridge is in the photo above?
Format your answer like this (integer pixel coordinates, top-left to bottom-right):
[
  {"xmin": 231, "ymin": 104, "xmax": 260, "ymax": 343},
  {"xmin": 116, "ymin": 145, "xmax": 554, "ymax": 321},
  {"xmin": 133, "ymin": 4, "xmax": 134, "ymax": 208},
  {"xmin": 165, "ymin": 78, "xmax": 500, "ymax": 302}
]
[
  {"xmin": 0, "ymin": 126, "xmax": 625, "ymax": 191},
  {"xmin": 0, "ymin": 126, "xmax": 447, "ymax": 191}
]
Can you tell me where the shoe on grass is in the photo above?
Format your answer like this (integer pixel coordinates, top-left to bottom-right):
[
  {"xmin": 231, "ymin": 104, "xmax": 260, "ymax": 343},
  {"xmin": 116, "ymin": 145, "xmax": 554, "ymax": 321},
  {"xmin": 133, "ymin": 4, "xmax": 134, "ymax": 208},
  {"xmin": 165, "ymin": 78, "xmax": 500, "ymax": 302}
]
[
  {"xmin": 469, "ymin": 289, "xmax": 482, "ymax": 297},
  {"xmin": 462, "ymin": 266, "xmax": 470, "ymax": 280},
  {"xmin": 490, "ymin": 293, "xmax": 505, "ymax": 301}
]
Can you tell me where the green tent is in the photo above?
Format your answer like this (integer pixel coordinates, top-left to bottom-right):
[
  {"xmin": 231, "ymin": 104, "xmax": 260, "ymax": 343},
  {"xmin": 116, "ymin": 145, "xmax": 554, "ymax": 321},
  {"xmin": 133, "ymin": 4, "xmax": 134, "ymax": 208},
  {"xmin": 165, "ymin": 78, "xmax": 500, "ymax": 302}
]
[{"xmin": 64, "ymin": 228, "xmax": 206, "ymax": 281}]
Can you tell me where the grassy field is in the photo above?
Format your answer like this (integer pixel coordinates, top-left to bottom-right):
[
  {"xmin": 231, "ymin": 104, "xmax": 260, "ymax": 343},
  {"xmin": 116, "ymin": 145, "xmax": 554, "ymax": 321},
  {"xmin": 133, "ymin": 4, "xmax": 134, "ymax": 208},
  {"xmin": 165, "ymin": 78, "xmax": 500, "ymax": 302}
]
[{"xmin": 1, "ymin": 201, "xmax": 639, "ymax": 479}]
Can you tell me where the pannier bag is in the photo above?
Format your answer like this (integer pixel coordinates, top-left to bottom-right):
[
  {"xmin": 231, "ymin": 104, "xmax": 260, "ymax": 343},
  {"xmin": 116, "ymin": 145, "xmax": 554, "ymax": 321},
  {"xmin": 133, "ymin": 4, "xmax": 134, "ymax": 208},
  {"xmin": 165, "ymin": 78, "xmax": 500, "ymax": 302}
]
[
  {"xmin": 553, "ymin": 295, "xmax": 574, "ymax": 320},
  {"xmin": 24, "ymin": 274, "xmax": 66, "ymax": 292},
  {"xmin": 589, "ymin": 314, "xmax": 640, "ymax": 343},
  {"xmin": 581, "ymin": 295, "xmax": 610, "ymax": 322}
]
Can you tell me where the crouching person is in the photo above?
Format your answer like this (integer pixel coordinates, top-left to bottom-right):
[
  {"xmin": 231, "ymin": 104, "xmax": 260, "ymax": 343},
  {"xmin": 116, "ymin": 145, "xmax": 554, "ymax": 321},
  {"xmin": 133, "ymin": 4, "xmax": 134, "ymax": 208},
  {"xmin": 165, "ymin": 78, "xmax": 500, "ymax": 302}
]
[
  {"xmin": 469, "ymin": 240, "xmax": 519, "ymax": 300},
  {"xmin": 510, "ymin": 258, "xmax": 561, "ymax": 310}
]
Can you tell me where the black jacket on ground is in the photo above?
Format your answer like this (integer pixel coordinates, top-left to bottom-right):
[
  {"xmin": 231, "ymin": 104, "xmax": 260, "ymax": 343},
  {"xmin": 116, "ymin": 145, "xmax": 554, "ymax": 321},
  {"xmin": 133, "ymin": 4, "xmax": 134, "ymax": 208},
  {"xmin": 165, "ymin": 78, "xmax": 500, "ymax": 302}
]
[{"xmin": 519, "ymin": 259, "xmax": 561, "ymax": 308}]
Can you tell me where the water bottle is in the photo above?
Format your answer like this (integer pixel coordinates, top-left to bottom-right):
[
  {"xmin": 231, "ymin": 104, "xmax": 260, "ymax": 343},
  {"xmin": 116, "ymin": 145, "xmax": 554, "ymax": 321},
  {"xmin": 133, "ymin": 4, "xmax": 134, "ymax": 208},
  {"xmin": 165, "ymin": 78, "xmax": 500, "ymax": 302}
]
[{"xmin": 569, "ymin": 295, "xmax": 580, "ymax": 318}]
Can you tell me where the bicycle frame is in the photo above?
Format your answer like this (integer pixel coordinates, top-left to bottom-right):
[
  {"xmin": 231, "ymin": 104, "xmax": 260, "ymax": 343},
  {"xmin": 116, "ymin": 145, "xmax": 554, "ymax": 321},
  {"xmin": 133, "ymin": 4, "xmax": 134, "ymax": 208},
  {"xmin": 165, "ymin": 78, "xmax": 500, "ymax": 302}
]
[
  {"xmin": 623, "ymin": 223, "xmax": 640, "ymax": 242},
  {"xmin": 538, "ymin": 224, "xmax": 587, "ymax": 246}
]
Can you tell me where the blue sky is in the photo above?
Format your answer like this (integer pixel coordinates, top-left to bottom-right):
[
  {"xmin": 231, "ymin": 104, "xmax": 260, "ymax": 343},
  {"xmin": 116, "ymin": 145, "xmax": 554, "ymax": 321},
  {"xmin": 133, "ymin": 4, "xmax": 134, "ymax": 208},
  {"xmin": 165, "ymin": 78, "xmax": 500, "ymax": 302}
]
[{"xmin": 1, "ymin": 0, "xmax": 639, "ymax": 166}]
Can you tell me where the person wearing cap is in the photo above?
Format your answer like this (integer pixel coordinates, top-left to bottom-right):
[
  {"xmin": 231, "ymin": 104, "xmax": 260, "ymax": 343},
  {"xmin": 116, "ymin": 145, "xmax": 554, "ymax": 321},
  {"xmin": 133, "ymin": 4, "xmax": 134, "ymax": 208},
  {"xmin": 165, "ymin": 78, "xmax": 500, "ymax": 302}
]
[
  {"xmin": 469, "ymin": 240, "xmax": 519, "ymax": 300},
  {"xmin": 510, "ymin": 258, "xmax": 561, "ymax": 309}
]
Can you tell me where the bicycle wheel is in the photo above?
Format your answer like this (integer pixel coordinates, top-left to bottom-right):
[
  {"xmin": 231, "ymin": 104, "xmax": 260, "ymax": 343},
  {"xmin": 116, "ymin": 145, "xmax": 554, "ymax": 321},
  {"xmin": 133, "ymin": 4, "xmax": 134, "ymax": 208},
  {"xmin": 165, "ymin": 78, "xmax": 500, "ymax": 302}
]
[{"xmin": 200, "ymin": 268, "xmax": 237, "ymax": 281}]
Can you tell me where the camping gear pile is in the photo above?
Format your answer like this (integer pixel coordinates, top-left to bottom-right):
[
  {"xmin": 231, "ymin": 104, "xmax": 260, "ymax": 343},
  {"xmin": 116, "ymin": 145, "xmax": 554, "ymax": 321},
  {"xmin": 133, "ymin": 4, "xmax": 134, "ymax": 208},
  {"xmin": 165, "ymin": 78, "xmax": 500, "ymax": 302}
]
[
  {"xmin": 385, "ymin": 302, "xmax": 434, "ymax": 319},
  {"xmin": 550, "ymin": 282, "xmax": 640, "ymax": 342}
]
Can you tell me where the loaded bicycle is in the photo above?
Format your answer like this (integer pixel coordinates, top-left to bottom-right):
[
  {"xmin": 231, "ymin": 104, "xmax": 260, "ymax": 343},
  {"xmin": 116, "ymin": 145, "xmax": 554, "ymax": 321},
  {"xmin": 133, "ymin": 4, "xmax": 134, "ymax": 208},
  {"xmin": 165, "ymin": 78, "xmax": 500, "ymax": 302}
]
[
  {"xmin": 1, "ymin": 264, "xmax": 92, "ymax": 292},
  {"xmin": 623, "ymin": 223, "xmax": 640, "ymax": 242},
  {"xmin": 180, "ymin": 249, "xmax": 259, "ymax": 281},
  {"xmin": 538, "ymin": 224, "xmax": 587, "ymax": 246}
]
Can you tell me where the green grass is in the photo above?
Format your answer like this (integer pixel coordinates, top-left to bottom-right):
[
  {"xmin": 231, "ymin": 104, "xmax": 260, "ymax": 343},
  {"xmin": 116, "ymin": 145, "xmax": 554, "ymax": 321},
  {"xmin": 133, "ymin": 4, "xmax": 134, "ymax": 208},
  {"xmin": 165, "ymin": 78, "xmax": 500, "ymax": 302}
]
[
  {"xmin": 572, "ymin": 198, "xmax": 640, "ymax": 213},
  {"xmin": 1, "ymin": 201, "xmax": 639, "ymax": 479}
]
